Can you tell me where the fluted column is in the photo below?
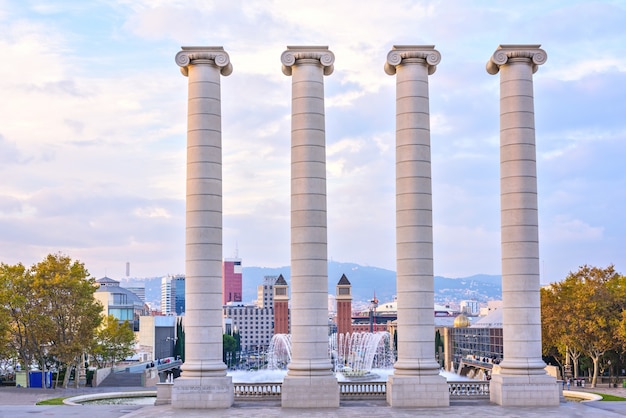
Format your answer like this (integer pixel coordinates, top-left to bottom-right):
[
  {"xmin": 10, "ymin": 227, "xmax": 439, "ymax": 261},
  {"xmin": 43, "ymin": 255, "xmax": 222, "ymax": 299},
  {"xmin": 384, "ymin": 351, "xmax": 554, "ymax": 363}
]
[
  {"xmin": 171, "ymin": 46, "xmax": 233, "ymax": 409},
  {"xmin": 384, "ymin": 45, "xmax": 448, "ymax": 408},
  {"xmin": 280, "ymin": 45, "xmax": 339, "ymax": 408},
  {"xmin": 486, "ymin": 44, "xmax": 558, "ymax": 406}
]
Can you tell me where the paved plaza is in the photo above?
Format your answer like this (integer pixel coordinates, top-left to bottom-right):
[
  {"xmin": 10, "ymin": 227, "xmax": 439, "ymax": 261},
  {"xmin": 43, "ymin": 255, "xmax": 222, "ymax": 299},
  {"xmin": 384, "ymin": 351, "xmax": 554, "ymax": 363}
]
[{"xmin": 2, "ymin": 385, "xmax": 626, "ymax": 418}]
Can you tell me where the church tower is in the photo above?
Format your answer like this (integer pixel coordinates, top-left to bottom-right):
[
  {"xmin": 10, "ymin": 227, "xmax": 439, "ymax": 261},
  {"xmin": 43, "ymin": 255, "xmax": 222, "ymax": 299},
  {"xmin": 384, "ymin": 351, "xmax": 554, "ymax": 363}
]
[
  {"xmin": 273, "ymin": 274, "xmax": 289, "ymax": 334},
  {"xmin": 336, "ymin": 274, "xmax": 352, "ymax": 336}
]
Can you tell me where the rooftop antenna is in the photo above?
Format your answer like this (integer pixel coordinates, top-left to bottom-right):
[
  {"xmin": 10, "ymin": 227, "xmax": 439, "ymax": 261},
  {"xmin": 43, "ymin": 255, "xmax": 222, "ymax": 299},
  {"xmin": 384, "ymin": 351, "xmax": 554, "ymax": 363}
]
[{"xmin": 126, "ymin": 262, "xmax": 130, "ymax": 277}]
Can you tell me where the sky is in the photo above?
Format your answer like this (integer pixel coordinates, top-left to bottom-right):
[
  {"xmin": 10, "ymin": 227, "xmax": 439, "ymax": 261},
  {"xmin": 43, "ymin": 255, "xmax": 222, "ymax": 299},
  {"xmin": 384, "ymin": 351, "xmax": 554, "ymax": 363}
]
[{"xmin": 0, "ymin": 0, "xmax": 624, "ymax": 283}]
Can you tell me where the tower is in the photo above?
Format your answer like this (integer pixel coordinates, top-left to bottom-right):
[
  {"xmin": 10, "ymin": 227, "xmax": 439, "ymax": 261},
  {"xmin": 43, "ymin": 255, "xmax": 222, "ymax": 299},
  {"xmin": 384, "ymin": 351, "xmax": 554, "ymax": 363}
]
[
  {"xmin": 273, "ymin": 274, "xmax": 289, "ymax": 335},
  {"xmin": 335, "ymin": 274, "xmax": 352, "ymax": 336}
]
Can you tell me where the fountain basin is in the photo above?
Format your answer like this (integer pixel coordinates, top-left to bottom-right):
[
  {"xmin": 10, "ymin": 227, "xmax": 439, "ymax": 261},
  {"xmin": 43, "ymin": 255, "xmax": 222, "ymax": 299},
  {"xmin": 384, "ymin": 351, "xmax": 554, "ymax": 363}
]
[{"xmin": 63, "ymin": 390, "xmax": 156, "ymax": 405}]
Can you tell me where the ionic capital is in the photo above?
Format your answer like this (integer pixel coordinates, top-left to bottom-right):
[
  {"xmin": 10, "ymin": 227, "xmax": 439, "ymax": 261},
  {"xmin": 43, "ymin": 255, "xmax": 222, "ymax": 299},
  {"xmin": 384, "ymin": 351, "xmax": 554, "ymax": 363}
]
[
  {"xmin": 384, "ymin": 45, "xmax": 441, "ymax": 76},
  {"xmin": 175, "ymin": 46, "xmax": 233, "ymax": 77},
  {"xmin": 486, "ymin": 44, "xmax": 547, "ymax": 75},
  {"xmin": 281, "ymin": 46, "xmax": 335, "ymax": 76}
]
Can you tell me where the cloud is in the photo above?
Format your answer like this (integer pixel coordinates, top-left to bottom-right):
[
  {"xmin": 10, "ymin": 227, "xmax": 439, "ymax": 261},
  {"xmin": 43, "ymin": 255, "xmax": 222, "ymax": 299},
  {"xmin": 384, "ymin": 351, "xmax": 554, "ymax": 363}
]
[{"xmin": 0, "ymin": 0, "xmax": 623, "ymax": 283}]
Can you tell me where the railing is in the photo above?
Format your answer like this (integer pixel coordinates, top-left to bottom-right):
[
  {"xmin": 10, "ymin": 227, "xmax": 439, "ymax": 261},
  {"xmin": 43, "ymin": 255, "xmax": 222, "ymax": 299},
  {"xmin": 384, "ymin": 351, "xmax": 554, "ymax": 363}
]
[
  {"xmin": 340, "ymin": 381, "xmax": 386, "ymax": 400},
  {"xmin": 448, "ymin": 381, "xmax": 490, "ymax": 398},
  {"xmin": 234, "ymin": 382, "xmax": 282, "ymax": 400},
  {"xmin": 233, "ymin": 380, "xmax": 488, "ymax": 401}
]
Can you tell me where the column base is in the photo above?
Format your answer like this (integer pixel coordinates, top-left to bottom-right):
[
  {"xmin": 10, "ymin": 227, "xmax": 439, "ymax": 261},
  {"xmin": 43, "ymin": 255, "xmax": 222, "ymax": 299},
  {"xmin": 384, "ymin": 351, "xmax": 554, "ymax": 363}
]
[
  {"xmin": 489, "ymin": 373, "xmax": 559, "ymax": 406},
  {"xmin": 386, "ymin": 374, "xmax": 449, "ymax": 407},
  {"xmin": 281, "ymin": 375, "xmax": 339, "ymax": 408},
  {"xmin": 171, "ymin": 376, "xmax": 233, "ymax": 409}
]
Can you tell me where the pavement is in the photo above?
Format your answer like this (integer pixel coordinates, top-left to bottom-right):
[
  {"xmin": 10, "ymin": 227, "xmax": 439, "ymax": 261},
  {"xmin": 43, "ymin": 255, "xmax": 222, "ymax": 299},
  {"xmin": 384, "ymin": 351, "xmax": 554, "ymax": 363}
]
[{"xmin": 2, "ymin": 384, "xmax": 626, "ymax": 418}]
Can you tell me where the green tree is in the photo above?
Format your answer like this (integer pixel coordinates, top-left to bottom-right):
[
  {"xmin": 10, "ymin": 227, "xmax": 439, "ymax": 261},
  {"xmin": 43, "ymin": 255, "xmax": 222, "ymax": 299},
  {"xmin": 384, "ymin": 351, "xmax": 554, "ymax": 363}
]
[
  {"xmin": 0, "ymin": 262, "xmax": 53, "ymax": 373},
  {"xmin": 92, "ymin": 315, "xmax": 136, "ymax": 368},
  {"xmin": 542, "ymin": 265, "xmax": 625, "ymax": 387},
  {"xmin": 174, "ymin": 318, "xmax": 185, "ymax": 362},
  {"xmin": 223, "ymin": 334, "xmax": 236, "ymax": 367},
  {"xmin": 31, "ymin": 254, "xmax": 103, "ymax": 388},
  {"xmin": 0, "ymin": 265, "xmax": 17, "ymax": 361},
  {"xmin": 0, "ymin": 254, "xmax": 104, "ymax": 388}
]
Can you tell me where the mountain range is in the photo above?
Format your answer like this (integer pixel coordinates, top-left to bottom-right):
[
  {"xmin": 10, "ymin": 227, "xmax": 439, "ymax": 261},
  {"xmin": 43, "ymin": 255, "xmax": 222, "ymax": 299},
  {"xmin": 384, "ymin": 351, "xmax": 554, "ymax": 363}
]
[{"xmin": 118, "ymin": 261, "xmax": 502, "ymax": 308}]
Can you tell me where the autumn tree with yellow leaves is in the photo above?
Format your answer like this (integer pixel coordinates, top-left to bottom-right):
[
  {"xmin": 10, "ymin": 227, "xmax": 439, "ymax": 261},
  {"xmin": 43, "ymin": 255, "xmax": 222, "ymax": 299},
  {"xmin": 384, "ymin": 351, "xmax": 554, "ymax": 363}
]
[{"xmin": 542, "ymin": 265, "xmax": 626, "ymax": 387}]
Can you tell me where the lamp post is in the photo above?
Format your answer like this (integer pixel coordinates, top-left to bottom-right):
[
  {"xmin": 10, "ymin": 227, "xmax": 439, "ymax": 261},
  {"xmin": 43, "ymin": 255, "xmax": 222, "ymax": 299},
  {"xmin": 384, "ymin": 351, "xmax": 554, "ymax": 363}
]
[
  {"xmin": 166, "ymin": 336, "xmax": 178, "ymax": 358},
  {"xmin": 39, "ymin": 344, "xmax": 47, "ymax": 389}
]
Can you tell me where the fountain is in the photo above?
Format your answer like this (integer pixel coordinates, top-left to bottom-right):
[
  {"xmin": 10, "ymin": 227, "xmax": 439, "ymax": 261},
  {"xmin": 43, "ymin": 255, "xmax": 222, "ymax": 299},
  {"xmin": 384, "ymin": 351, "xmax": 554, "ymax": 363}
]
[
  {"xmin": 266, "ymin": 333, "xmax": 292, "ymax": 370},
  {"xmin": 330, "ymin": 332, "xmax": 394, "ymax": 378},
  {"xmin": 265, "ymin": 332, "xmax": 394, "ymax": 380}
]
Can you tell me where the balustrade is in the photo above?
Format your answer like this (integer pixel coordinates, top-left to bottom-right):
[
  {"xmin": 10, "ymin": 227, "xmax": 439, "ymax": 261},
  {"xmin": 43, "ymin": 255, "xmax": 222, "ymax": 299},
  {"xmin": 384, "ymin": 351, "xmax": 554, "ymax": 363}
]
[{"xmin": 232, "ymin": 380, "xmax": 489, "ymax": 401}]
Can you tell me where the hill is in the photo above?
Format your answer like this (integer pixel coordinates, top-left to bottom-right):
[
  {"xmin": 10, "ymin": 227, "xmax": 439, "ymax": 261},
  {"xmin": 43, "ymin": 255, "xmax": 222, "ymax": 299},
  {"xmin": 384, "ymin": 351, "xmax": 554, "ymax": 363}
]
[
  {"xmin": 118, "ymin": 262, "xmax": 502, "ymax": 308},
  {"xmin": 241, "ymin": 262, "xmax": 501, "ymax": 305}
]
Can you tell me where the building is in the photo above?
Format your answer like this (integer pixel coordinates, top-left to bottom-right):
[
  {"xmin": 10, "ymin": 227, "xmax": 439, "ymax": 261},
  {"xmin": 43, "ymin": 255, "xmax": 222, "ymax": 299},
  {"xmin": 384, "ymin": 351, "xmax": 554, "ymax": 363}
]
[
  {"xmin": 223, "ymin": 275, "xmax": 288, "ymax": 352},
  {"xmin": 460, "ymin": 300, "xmax": 480, "ymax": 316},
  {"xmin": 161, "ymin": 276, "xmax": 172, "ymax": 315},
  {"xmin": 94, "ymin": 277, "xmax": 149, "ymax": 331},
  {"xmin": 124, "ymin": 285, "xmax": 145, "ymax": 303},
  {"xmin": 161, "ymin": 274, "xmax": 185, "ymax": 315},
  {"xmin": 273, "ymin": 274, "xmax": 289, "ymax": 334},
  {"xmin": 335, "ymin": 274, "xmax": 352, "ymax": 336},
  {"xmin": 137, "ymin": 315, "xmax": 177, "ymax": 361},
  {"xmin": 172, "ymin": 275, "xmax": 185, "ymax": 315},
  {"xmin": 223, "ymin": 257, "xmax": 243, "ymax": 305},
  {"xmin": 442, "ymin": 309, "xmax": 503, "ymax": 377}
]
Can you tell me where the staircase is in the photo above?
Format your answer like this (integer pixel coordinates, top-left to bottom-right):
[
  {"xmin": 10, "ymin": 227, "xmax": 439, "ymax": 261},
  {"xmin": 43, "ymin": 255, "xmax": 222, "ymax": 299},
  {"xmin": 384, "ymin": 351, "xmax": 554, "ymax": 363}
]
[{"xmin": 98, "ymin": 371, "xmax": 143, "ymax": 387}]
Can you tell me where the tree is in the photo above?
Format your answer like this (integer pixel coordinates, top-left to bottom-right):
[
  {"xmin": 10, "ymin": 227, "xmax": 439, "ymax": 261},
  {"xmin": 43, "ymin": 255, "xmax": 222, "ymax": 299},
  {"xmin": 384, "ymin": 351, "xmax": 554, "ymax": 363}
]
[
  {"xmin": 542, "ymin": 265, "xmax": 625, "ymax": 387},
  {"xmin": 0, "ymin": 266, "xmax": 16, "ymax": 361},
  {"xmin": 0, "ymin": 262, "xmax": 53, "ymax": 373},
  {"xmin": 223, "ymin": 334, "xmax": 236, "ymax": 367},
  {"xmin": 0, "ymin": 254, "xmax": 104, "ymax": 388},
  {"xmin": 174, "ymin": 318, "xmax": 185, "ymax": 362},
  {"xmin": 31, "ymin": 254, "xmax": 103, "ymax": 388},
  {"xmin": 91, "ymin": 315, "xmax": 136, "ymax": 368}
]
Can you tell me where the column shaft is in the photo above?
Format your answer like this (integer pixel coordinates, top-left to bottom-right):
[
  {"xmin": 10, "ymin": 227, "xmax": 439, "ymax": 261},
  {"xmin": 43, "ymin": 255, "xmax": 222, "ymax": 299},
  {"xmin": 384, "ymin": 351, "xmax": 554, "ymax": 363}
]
[
  {"xmin": 384, "ymin": 45, "xmax": 449, "ymax": 408},
  {"xmin": 386, "ymin": 46, "xmax": 441, "ymax": 376},
  {"xmin": 486, "ymin": 44, "xmax": 558, "ymax": 406},
  {"xmin": 282, "ymin": 48, "xmax": 334, "ymax": 377},
  {"xmin": 172, "ymin": 47, "xmax": 233, "ymax": 409},
  {"xmin": 280, "ymin": 46, "xmax": 339, "ymax": 409},
  {"xmin": 487, "ymin": 45, "xmax": 548, "ymax": 375},
  {"xmin": 184, "ymin": 59, "xmax": 226, "ymax": 377}
]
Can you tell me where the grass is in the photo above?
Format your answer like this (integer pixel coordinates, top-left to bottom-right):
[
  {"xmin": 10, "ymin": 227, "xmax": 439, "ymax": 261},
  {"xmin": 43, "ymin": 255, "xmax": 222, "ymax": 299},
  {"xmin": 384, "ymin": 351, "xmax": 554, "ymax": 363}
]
[
  {"xmin": 592, "ymin": 393, "xmax": 626, "ymax": 402},
  {"xmin": 36, "ymin": 397, "xmax": 66, "ymax": 405}
]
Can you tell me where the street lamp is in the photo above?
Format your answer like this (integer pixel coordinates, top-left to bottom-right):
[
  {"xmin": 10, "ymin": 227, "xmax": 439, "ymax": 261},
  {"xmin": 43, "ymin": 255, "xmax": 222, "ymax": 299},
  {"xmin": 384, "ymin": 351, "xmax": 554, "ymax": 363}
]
[
  {"xmin": 39, "ymin": 344, "xmax": 50, "ymax": 389},
  {"xmin": 165, "ymin": 337, "xmax": 177, "ymax": 358}
]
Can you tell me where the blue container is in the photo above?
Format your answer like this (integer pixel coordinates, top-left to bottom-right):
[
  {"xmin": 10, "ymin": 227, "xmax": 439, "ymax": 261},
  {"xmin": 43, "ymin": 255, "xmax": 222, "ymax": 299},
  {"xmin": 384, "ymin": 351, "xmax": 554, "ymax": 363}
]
[{"xmin": 28, "ymin": 371, "xmax": 52, "ymax": 388}]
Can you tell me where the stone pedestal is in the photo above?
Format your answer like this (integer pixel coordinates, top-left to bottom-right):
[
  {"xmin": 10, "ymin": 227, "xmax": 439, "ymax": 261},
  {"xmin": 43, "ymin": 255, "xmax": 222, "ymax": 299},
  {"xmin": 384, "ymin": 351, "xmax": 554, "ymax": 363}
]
[
  {"xmin": 384, "ymin": 45, "xmax": 449, "ymax": 408},
  {"xmin": 387, "ymin": 375, "xmax": 449, "ymax": 407},
  {"xmin": 486, "ymin": 44, "xmax": 558, "ymax": 406},
  {"xmin": 171, "ymin": 376, "xmax": 233, "ymax": 409},
  {"xmin": 281, "ymin": 375, "xmax": 339, "ymax": 408},
  {"xmin": 280, "ymin": 45, "xmax": 338, "ymax": 408},
  {"xmin": 155, "ymin": 382, "xmax": 173, "ymax": 405},
  {"xmin": 489, "ymin": 373, "xmax": 559, "ymax": 406},
  {"xmin": 173, "ymin": 46, "xmax": 233, "ymax": 409}
]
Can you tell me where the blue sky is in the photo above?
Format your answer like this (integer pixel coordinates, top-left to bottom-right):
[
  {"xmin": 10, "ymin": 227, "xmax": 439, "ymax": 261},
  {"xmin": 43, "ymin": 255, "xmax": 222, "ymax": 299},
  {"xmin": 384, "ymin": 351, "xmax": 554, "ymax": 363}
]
[{"xmin": 0, "ymin": 0, "xmax": 624, "ymax": 283}]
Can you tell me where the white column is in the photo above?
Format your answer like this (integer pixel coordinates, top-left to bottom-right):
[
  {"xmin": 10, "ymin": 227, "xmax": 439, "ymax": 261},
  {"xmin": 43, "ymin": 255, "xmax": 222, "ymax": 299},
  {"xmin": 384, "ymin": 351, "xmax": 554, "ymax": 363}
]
[
  {"xmin": 171, "ymin": 46, "xmax": 233, "ymax": 409},
  {"xmin": 280, "ymin": 45, "xmax": 339, "ymax": 408},
  {"xmin": 486, "ymin": 44, "xmax": 558, "ymax": 406},
  {"xmin": 384, "ymin": 45, "xmax": 449, "ymax": 408}
]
